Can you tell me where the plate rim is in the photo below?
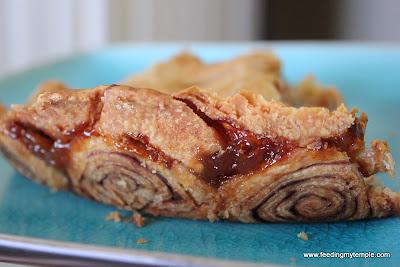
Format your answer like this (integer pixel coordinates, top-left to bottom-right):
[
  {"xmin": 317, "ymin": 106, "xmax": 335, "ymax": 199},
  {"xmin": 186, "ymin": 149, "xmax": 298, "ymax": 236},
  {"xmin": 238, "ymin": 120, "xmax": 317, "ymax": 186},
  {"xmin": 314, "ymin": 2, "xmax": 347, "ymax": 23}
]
[{"xmin": 0, "ymin": 233, "xmax": 280, "ymax": 267}]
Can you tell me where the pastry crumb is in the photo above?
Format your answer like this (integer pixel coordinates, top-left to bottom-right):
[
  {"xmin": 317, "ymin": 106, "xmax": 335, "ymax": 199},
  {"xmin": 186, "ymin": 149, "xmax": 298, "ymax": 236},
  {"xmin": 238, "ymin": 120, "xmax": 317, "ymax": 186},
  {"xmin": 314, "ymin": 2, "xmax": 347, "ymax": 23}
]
[
  {"xmin": 106, "ymin": 211, "xmax": 146, "ymax": 227},
  {"xmin": 297, "ymin": 231, "xmax": 309, "ymax": 241},
  {"xmin": 49, "ymin": 187, "xmax": 60, "ymax": 193},
  {"xmin": 136, "ymin": 238, "xmax": 148, "ymax": 244},
  {"xmin": 132, "ymin": 212, "xmax": 146, "ymax": 227},
  {"xmin": 106, "ymin": 211, "xmax": 122, "ymax": 222}
]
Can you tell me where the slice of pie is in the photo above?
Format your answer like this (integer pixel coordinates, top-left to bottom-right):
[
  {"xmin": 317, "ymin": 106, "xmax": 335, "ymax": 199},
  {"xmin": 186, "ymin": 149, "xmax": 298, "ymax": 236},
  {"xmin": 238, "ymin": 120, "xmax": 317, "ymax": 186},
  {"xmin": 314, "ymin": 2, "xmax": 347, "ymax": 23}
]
[{"xmin": 0, "ymin": 53, "xmax": 398, "ymax": 223}]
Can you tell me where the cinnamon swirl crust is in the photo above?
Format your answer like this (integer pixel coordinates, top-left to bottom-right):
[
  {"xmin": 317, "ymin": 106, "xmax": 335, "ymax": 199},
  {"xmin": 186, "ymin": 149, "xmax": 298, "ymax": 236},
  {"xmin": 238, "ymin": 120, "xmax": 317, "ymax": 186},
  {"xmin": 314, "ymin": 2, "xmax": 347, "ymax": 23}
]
[{"xmin": 0, "ymin": 84, "xmax": 398, "ymax": 223}]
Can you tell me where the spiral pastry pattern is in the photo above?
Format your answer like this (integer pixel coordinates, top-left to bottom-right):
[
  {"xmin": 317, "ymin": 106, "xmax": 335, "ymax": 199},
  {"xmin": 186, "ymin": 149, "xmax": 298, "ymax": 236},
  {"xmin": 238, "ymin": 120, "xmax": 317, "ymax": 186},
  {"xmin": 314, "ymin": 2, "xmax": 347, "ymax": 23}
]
[
  {"xmin": 80, "ymin": 152, "xmax": 176, "ymax": 210},
  {"xmin": 252, "ymin": 163, "xmax": 369, "ymax": 222}
]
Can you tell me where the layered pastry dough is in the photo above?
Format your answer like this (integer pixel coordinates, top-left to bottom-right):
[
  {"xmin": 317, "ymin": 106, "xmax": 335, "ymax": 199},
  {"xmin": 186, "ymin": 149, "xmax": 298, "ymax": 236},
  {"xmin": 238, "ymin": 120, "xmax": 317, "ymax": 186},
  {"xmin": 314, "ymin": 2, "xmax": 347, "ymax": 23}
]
[
  {"xmin": 124, "ymin": 52, "xmax": 343, "ymax": 110},
  {"xmin": 0, "ymin": 52, "xmax": 398, "ymax": 223}
]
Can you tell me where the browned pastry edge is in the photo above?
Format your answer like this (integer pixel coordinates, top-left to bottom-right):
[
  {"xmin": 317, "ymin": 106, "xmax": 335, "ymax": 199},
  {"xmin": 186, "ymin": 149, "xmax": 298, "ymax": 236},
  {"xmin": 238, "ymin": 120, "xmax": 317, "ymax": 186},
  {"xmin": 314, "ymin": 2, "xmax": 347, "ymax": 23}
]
[
  {"xmin": 284, "ymin": 76, "xmax": 343, "ymax": 110},
  {"xmin": 174, "ymin": 87, "xmax": 353, "ymax": 145},
  {"xmin": 0, "ymin": 134, "xmax": 69, "ymax": 190},
  {"xmin": 368, "ymin": 185, "xmax": 400, "ymax": 218},
  {"xmin": 124, "ymin": 52, "xmax": 344, "ymax": 110}
]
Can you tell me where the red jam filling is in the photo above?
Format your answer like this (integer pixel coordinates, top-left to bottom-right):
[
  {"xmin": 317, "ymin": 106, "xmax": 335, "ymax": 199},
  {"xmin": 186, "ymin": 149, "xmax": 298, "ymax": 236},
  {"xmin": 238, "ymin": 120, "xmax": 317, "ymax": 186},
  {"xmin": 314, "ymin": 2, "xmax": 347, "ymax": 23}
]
[
  {"xmin": 112, "ymin": 134, "xmax": 176, "ymax": 169},
  {"xmin": 6, "ymin": 122, "xmax": 70, "ymax": 169},
  {"xmin": 200, "ymin": 121, "xmax": 294, "ymax": 187}
]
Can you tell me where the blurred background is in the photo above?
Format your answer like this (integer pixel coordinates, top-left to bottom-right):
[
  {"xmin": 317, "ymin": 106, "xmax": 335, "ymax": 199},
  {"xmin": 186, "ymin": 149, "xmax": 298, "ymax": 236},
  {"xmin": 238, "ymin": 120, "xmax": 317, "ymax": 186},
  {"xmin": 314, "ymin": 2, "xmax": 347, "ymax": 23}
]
[{"xmin": 0, "ymin": 0, "xmax": 399, "ymax": 77}]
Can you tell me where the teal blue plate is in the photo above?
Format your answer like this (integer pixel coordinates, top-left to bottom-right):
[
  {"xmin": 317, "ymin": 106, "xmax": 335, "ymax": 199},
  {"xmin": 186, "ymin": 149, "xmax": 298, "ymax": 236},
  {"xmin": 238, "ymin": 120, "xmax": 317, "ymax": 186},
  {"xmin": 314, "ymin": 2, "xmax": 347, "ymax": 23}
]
[{"xmin": 0, "ymin": 43, "xmax": 399, "ymax": 267}]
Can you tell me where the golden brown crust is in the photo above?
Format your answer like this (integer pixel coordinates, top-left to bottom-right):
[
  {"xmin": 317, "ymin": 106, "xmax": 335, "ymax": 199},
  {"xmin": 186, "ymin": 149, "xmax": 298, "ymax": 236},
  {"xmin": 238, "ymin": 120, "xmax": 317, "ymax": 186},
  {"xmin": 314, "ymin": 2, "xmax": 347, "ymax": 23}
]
[
  {"xmin": 356, "ymin": 140, "xmax": 395, "ymax": 177},
  {"xmin": 125, "ymin": 52, "xmax": 283, "ymax": 101},
  {"xmin": 26, "ymin": 80, "xmax": 70, "ymax": 106},
  {"xmin": 125, "ymin": 52, "xmax": 204, "ymax": 94},
  {"xmin": 124, "ymin": 52, "xmax": 343, "ymax": 109},
  {"xmin": 284, "ymin": 76, "xmax": 343, "ymax": 110},
  {"xmin": 7, "ymin": 84, "xmax": 222, "ymax": 168},
  {"xmin": 368, "ymin": 186, "xmax": 400, "ymax": 217},
  {"xmin": 10, "ymin": 86, "xmax": 107, "ymax": 140},
  {"xmin": 175, "ymin": 87, "xmax": 354, "ymax": 146},
  {"xmin": 96, "ymin": 85, "xmax": 222, "ymax": 167}
]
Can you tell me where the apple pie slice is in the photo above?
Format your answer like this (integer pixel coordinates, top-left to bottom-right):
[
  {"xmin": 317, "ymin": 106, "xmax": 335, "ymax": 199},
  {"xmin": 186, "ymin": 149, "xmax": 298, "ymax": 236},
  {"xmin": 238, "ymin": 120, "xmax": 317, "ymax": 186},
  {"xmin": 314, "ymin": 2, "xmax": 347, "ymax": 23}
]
[{"xmin": 0, "ymin": 81, "xmax": 398, "ymax": 222}]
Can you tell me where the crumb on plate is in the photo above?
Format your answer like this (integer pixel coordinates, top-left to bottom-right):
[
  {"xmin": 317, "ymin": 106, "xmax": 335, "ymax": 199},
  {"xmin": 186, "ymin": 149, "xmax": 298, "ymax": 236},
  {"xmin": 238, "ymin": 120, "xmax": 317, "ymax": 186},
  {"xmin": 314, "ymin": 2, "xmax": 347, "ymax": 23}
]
[
  {"xmin": 106, "ymin": 211, "xmax": 122, "ymax": 222},
  {"xmin": 132, "ymin": 212, "xmax": 146, "ymax": 227},
  {"xmin": 136, "ymin": 238, "xmax": 148, "ymax": 244},
  {"xmin": 297, "ymin": 231, "xmax": 309, "ymax": 241}
]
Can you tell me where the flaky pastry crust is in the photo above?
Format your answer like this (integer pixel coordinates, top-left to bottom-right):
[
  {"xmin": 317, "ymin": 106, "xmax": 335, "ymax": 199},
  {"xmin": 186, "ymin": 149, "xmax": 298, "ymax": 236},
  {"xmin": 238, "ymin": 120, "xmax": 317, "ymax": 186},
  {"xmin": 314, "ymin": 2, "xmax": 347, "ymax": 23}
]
[
  {"xmin": 176, "ymin": 87, "xmax": 353, "ymax": 146},
  {"xmin": 124, "ymin": 52, "xmax": 343, "ymax": 109},
  {"xmin": 0, "ymin": 82, "xmax": 397, "ymax": 223}
]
